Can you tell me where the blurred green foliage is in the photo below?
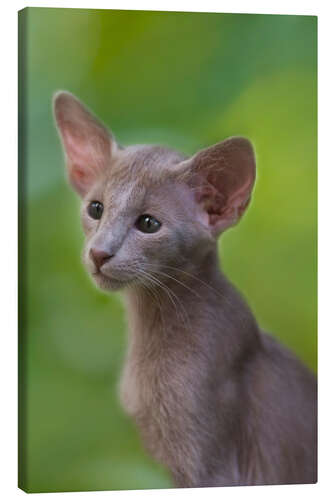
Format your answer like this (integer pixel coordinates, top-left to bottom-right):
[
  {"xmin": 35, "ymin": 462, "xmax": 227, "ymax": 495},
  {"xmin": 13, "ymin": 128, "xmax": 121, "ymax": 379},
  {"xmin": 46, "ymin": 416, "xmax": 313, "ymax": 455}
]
[{"xmin": 19, "ymin": 7, "xmax": 317, "ymax": 493}]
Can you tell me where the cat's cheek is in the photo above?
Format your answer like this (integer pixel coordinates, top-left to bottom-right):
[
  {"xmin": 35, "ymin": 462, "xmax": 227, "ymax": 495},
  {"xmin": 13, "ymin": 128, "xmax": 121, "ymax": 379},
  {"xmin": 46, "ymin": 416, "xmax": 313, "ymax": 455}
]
[
  {"xmin": 140, "ymin": 232, "xmax": 169, "ymax": 258},
  {"xmin": 81, "ymin": 216, "xmax": 98, "ymax": 236}
]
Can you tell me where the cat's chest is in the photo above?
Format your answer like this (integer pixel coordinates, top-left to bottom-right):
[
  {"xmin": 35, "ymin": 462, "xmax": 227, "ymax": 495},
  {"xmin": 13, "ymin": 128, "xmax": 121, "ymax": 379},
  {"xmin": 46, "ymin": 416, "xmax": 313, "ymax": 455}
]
[
  {"xmin": 120, "ymin": 337, "xmax": 182, "ymax": 418},
  {"xmin": 119, "ymin": 324, "xmax": 216, "ymax": 486},
  {"xmin": 119, "ymin": 321, "xmax": 201, "ymax": 419}
]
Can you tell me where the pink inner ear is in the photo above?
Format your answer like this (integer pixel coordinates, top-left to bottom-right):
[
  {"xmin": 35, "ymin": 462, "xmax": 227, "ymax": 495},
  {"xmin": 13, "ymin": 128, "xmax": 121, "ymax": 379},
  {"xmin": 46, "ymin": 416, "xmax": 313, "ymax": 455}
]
[
  {"xmin": 69, "ymin": 163, "xmax": 97, "ymax": 197},
  {"xmin": 196, "ymin": 173, "xmax": 251, "ymax": 222},
  {"xmin": 195, "ymin": 181, "xmax": 224, "ymax": 216},
  {"xmin": 54, "ymin": 92, "xmax": 112, "ymax": 197},
  {"xmin": 190, "ymin": 139, "xmax": 256, "ymax": 234},
  {"xmin": 63, "ymin": 125, "xmax": 103, "ymax": 169},
  {"xmin": 58, "ymin": 121, "xmax": 111, "ymax": 196}
]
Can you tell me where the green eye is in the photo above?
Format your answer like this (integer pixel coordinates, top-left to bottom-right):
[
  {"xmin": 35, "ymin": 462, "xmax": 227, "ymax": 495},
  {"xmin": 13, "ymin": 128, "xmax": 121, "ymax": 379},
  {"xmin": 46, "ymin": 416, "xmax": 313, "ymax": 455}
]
[
  {"xmin": 136, "ymin": 214, "xmax": 161, "ymax": 233},
  {"xmin": 88, "ymin": 201, "xmax": 104, "ymax": 220}
]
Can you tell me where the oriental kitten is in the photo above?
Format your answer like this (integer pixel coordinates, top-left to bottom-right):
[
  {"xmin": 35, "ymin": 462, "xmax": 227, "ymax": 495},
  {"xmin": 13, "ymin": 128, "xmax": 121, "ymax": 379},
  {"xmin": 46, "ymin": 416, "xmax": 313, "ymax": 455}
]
[{"xmin": 54, "ymin": 92, "xmax": 317, "ymax": 488}]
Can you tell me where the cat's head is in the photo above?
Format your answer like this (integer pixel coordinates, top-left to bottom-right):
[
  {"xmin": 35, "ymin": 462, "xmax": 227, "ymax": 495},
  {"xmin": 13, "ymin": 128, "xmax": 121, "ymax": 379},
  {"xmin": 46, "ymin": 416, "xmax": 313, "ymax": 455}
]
[{"xmin": 53, "ymin": 92, "xmax": 256, "ymax": 291}]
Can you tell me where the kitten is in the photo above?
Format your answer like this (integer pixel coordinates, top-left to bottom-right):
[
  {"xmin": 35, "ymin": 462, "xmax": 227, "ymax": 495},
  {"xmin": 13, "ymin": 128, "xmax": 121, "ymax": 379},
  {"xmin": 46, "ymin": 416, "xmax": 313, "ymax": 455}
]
[{"xmin": 53, "ymin": 91, "xmax": 317, "ymax": 488}]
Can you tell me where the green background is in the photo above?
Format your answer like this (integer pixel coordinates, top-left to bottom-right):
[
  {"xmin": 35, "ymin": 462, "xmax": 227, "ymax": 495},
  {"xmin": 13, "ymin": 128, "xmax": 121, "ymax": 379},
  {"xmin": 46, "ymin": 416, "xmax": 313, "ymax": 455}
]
[{"xmin": 19, "ymin": 8, "xmax": 317, "ymax": 493}]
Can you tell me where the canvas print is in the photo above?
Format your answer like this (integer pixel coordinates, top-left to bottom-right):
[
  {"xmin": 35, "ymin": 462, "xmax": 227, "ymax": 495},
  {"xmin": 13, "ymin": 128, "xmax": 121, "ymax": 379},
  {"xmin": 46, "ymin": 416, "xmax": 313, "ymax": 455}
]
[{"xmin": 18, "ymin": 7, "xmax": 317, "ymax": 493}]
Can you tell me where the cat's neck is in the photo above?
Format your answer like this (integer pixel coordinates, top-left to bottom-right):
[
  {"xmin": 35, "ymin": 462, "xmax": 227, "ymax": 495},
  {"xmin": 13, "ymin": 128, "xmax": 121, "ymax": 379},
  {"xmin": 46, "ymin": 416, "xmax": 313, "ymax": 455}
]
[
  {"xmin": 123, "ymin": 249, "xmax": 260, "ymax": 361},
  {"xmin": 121, "ymin": 249, "xmax": 261, "ymax": 486}
]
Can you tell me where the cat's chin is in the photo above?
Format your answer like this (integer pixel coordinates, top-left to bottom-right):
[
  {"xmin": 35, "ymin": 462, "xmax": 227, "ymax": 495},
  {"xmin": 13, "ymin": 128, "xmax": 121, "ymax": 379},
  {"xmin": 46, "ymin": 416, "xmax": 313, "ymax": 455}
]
[{"xmin": 92, "ymin": 271, "xmax": 130, "ymax": 291}]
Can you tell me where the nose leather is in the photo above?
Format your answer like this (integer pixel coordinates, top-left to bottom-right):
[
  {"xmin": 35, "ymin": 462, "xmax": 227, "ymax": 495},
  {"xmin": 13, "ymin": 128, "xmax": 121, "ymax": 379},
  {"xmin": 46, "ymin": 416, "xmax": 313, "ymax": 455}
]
[{"xmin": 90, "ymin": 248, "xmax": 113, "ymax": 270}]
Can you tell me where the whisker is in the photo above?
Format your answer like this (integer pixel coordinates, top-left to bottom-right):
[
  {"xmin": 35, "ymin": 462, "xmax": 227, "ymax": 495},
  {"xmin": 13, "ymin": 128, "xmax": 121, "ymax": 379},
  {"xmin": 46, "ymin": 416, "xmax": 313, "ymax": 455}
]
[
  {"xmin": 145, "ymin": 267, "xmax": 203, "ymax": 300},
  {"xmin": 136, "ymin": 268, "xmax": 191, "ymax": 332},
  {"xmin": 141, "ymin": 263, "xmax": 246, "ymax": 329},
  {"xmin": 134, "ymin": 275, "xmax": 167, "ymax": 337},
  {"xmin": 160, "ymin": 265, "xmax": 224, "ymax": 299}
]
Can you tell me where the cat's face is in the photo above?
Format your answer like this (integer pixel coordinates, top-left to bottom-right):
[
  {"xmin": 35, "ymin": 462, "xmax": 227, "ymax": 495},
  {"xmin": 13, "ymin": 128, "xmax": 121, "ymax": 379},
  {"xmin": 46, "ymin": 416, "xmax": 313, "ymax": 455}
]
[
  {"xmin": 79, "ymin": 146, "xmax": 214, "ymax": 290},
  {"xmin": 54, "ymin": 92, "xmax": 256, "ymax": 291}
]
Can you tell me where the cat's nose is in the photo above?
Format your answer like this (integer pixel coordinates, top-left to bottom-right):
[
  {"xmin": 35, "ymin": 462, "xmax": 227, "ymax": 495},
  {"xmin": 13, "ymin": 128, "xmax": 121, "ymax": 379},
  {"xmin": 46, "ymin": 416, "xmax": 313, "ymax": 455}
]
[{"xmin": 89, "ymin": 248, "xmax": 113, "ymax": 270}]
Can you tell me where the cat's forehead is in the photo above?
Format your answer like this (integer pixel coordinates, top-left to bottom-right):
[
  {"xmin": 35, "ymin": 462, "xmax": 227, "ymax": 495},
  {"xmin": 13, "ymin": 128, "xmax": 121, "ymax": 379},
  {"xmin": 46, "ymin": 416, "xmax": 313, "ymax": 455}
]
[
  {"xmin": 97, "ymin": 145, "xmax": 186, "ymax": 208},
  {"xmin": 109, "ymin": 145, "xmax": 185, "ymax": 185}
]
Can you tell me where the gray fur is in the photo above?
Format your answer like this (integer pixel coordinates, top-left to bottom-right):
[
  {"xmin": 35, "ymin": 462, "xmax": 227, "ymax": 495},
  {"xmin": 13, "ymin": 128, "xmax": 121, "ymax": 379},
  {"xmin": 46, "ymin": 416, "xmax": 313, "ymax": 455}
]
[{"xmin": 54, "ymin": 92, "xmax": 317, "ymax": 487}]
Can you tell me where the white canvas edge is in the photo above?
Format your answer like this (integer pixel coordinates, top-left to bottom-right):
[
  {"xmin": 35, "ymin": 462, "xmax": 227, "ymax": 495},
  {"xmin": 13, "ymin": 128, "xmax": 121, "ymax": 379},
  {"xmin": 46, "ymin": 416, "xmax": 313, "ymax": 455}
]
[{"xmin": 1, "ymin": 1, "xmax": 331, "ymax": 499}]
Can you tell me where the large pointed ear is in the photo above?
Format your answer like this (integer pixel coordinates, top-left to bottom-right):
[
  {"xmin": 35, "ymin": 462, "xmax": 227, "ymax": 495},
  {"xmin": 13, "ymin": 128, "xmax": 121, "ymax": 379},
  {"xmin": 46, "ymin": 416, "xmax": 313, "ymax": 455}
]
[
  {"xmin": 178, "ymin": 137, "xmax": 256, "ymax": 236},
  {"xmin": 53, "ymin": 91, "xmax": 115, "ymax": 197}
]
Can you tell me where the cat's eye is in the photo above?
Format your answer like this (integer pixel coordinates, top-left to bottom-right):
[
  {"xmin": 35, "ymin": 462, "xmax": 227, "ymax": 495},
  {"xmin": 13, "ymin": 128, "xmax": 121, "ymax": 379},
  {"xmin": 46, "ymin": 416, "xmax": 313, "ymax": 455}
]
[
  {"xmin": 135, "ymin": 214, "xmax": 161, "ymax": 233},
  {"xmin": 88, "ymin": 201, "xmax": 104, "ymax": 220}
]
